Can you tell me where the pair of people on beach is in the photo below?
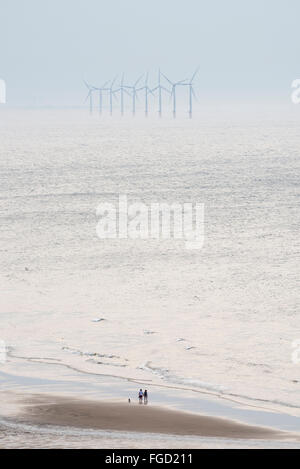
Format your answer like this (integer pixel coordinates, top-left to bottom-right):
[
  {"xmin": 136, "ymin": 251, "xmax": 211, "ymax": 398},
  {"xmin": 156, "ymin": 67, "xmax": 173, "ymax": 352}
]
[{"xmin": 138, "ymin": 389, "xmax": 148, "ymax": 404}]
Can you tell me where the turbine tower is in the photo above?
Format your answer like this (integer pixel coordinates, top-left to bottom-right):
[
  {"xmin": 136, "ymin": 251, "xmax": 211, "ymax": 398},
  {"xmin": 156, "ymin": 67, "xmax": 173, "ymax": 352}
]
[{"xmin": 161, "ymin": 73, "xmax": 187, "ymax": 118}]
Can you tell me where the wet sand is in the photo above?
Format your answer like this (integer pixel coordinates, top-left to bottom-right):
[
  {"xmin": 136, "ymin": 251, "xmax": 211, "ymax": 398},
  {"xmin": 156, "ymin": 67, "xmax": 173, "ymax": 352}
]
[{"xmin": 18, "ymin": 394, "xmax": 289, "ymax": 440}]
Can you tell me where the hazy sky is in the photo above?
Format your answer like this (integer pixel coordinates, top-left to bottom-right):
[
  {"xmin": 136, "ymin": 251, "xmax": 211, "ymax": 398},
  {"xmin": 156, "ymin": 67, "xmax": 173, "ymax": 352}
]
[{"xmin": 1, "ymin": 0, "xmax": 300, "ymax": 106}]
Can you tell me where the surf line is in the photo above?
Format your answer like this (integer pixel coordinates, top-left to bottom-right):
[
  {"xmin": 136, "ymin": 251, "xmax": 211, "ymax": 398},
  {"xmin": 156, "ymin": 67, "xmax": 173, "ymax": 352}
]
[{"xmin": 6, "ymin": 349, "xmax": 293, "ymax": 416}]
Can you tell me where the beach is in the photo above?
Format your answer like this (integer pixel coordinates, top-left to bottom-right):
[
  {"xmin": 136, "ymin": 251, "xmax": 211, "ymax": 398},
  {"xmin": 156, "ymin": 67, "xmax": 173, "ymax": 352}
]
[
  {"xmin": 14, "ymin": 395, "xmax": 286, "ymax": 440},
  {"xmin": 1, "ymin": 388, "xmax": 299, "ymax": 449}
]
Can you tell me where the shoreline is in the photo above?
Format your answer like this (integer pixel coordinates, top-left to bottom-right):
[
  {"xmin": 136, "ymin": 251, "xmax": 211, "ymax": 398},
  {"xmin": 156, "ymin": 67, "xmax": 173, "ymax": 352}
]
[
  {"xmin": 2, "ymin": 364, "xmax": 300, "ymax": 435},
  {"xmin": 4, "ymin": 352, "xmax": 300, "ymax": 420},
  {"xmin": 15, "ymin": 394, "xmax": 291, "ymax": 441}
]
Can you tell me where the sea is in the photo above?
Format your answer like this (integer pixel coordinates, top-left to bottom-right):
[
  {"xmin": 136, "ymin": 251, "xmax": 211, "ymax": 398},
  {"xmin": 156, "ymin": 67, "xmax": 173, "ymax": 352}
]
[{"xmin": 0, "ymin": 108, "xmax": 299, "ymax": 448}]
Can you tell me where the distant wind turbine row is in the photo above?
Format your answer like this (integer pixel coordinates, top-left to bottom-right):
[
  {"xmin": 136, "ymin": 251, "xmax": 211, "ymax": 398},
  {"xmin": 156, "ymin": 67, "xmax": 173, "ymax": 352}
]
[{"xmin": 84, "ymin": 69, "xmax": 199, "ymax": 118}]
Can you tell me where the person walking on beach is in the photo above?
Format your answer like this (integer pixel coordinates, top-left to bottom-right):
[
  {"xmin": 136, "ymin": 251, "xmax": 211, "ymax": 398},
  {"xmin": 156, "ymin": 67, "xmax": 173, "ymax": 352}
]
[
  {"xmin": 144, "ymin": 389, "xmax": 148, "ymax": 405},
  {"xmin": 138, "ymin": 389, "xmax": 143, "ymax": 404}
]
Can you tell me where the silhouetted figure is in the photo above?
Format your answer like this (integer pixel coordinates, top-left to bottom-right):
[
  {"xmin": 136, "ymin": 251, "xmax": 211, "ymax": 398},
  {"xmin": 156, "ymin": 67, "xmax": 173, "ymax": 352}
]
[
  {"xmin": 138, "ymin": 389, "xmax": 143, "ymax": 404},
  {"xmin": 144, "ymin": 389, "xmax": 148, "ymax": 405}
]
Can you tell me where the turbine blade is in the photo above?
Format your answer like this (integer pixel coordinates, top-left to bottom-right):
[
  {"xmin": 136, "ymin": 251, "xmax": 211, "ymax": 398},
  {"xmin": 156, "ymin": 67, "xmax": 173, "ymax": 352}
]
[
  {"xmin": 191, "ymin": 67, "xmax": 200, "ymax": 83},
  {"xmin": 134, "ymin": 74, "xmax": 144, "ymax": 87},
  {"xmin": 84, "ymin": 91, "xmax": 91, "ymax": 103},
  {"xmin": 161, "ymin": 72, "xmax": 173, "ymax": 85},
  {"xmin": 111, "ymin": 75, "xmax": 118, "ymax": 89},
  {"xmin": 83, "ymin": 80, "xmax": 92, "ymax": 90}
]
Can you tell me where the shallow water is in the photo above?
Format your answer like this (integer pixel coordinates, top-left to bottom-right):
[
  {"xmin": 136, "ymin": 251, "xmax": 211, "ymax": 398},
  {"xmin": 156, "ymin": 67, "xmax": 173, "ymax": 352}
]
[{"xmin": 0, "ymin": 110, "xmax": 300, "ymax": 447}]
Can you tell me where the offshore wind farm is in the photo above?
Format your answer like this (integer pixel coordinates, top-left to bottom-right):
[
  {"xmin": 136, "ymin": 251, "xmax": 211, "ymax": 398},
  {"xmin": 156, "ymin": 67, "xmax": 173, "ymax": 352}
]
[{"xmin": 84, "ymin": 69, "xmax": 199, "ymax": 118}]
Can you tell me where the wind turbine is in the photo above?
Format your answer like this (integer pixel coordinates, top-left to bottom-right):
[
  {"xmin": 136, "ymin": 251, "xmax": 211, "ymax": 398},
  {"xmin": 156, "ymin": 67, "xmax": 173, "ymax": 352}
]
[
  {"xmin": 120, "ymin": 73, "xmax": 125, "ymax": 116},
  {"xmin": 124, "ymin": 74, "xmax": 144, "ymax": 116},
  {"xmin": 113, "ymin": 74, "xmax": 131, "ymax": 116},
  {"xmin": 161, "ymin": 73, "xmax": 187, "ymax": 118},
  {"xmin": 96, "ymin": 80, "xmax": 110, "ymax": 116},
  {"xmin": 181, "ymin": 68, "xmax": 199, "ymax": 119},
  {"xmin": 137, "ymin": 73, "xmax": 154, "ymax": 117},
  {"xmin": 108, "ymin": 76, "xmax": 118, "ymax": 116},
  {"xmin": 84, "ymin": 81, "xmax": 97, "ymax": 115},
  {"xmin": 151, "ymin": 69, "xmax": 170, "ymax": 118}
]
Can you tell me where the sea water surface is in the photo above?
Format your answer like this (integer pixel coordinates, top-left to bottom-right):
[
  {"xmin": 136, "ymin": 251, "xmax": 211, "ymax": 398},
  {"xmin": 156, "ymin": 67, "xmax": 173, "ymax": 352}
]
[{"xmin": 0, "ymin": 109, "xmax": 299, "ymax": 446}]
